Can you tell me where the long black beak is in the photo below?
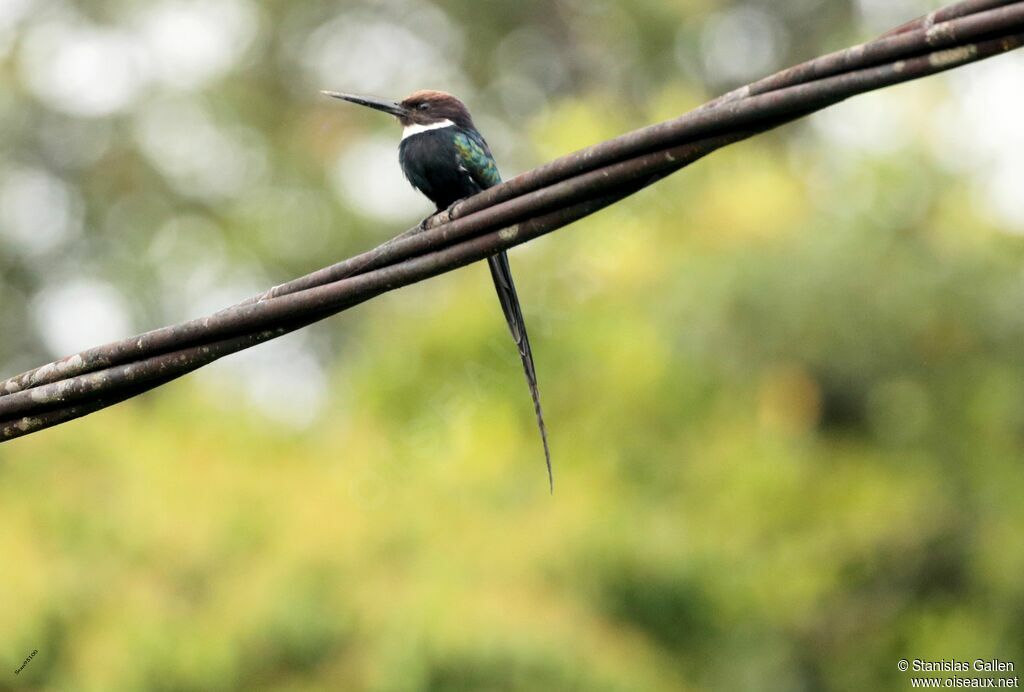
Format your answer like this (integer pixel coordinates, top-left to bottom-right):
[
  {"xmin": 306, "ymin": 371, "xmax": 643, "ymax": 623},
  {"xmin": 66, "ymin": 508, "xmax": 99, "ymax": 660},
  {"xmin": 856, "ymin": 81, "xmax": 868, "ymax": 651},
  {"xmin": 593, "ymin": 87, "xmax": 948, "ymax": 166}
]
[{"xmin": 321, "ymin": 91, "xmax": 408, "ymax": 118}]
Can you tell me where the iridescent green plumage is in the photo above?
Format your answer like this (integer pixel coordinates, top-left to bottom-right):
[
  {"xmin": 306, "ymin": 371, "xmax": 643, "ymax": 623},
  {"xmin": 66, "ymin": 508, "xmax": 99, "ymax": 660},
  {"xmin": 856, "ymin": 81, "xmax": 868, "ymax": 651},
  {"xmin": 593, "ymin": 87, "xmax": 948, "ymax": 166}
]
[{"xmin": 453, "ymin": 130, "xmax": 502, "ymax": 189}]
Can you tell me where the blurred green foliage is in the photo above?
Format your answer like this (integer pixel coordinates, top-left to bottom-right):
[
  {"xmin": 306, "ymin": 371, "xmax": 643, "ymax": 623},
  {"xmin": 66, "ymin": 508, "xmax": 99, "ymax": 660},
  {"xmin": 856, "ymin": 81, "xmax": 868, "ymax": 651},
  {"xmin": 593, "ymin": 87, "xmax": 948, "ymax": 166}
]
[{"xmin": 3, "ymin": 0, "xmax": 1024, "ymax": 690}]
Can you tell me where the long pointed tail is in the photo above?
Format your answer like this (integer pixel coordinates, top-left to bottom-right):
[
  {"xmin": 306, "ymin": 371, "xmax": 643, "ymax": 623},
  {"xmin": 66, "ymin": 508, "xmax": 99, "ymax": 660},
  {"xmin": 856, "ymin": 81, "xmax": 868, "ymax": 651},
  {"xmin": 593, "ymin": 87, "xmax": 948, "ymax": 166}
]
[{"xmin": 486, "ymin": 251, "xmax": 552, "ymax": 492}]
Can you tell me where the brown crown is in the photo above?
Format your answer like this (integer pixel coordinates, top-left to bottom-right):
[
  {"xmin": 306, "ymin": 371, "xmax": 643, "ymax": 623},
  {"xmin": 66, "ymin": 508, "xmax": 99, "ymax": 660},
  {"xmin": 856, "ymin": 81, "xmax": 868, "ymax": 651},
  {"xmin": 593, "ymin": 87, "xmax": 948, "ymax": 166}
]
[{"xmin": 398, "ymin": 90, "xmax": 475, "ymax": 129}]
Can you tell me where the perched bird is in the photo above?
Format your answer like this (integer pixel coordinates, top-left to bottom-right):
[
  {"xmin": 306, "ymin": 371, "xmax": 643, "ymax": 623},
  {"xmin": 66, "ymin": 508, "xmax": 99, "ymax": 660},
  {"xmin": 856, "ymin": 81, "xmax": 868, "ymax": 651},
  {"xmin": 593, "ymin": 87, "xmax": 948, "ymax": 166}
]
[{"xmin": 323, "ymin": 89, "xmax": 552, "ymax": 491}]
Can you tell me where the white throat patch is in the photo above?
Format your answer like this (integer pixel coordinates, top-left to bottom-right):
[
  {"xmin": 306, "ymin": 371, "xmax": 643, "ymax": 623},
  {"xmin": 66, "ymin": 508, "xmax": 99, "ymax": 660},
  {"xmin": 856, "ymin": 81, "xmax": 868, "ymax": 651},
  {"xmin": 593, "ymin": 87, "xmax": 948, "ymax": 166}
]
[{"xmin": 402, "ymin": 119, "xmax": 455, "ymax": 141}]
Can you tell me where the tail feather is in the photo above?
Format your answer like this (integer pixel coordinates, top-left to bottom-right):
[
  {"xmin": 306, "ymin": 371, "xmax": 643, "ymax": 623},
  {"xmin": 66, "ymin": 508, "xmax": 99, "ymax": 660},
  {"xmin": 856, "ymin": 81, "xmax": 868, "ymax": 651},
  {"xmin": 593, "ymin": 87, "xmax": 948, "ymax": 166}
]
[{"xmin": 486, "ymin": 251, "xmax": 552, "ymax": 492}]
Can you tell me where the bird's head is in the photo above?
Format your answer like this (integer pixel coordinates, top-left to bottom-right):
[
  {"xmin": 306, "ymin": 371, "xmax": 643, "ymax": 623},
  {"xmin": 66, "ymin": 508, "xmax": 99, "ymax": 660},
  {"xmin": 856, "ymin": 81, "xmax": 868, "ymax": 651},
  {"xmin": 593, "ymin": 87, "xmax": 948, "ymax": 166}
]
[{"xmin": 322, "ymin": 89, "xmax": 475, "ymax": 130}]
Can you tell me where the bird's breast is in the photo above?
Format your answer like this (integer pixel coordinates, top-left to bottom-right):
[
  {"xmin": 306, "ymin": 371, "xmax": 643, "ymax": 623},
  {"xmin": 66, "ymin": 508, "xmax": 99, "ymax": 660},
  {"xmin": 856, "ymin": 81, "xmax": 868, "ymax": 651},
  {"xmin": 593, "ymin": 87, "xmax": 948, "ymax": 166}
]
[{"xmin": 399, "ymin": 129, "xmax": 479, "ymax": 210}]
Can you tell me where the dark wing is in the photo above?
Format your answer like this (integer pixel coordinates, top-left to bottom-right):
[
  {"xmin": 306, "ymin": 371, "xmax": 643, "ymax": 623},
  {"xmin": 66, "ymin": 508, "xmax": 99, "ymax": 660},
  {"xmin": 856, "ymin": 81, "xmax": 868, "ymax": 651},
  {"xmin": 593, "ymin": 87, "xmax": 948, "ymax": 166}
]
[
  {"xmin": 453, "ymin": 130, "xmax": 553, "ymax": 490},
  {"xmin": 452, "ymin": 129, "xmax": 502, "ymax": 190}
]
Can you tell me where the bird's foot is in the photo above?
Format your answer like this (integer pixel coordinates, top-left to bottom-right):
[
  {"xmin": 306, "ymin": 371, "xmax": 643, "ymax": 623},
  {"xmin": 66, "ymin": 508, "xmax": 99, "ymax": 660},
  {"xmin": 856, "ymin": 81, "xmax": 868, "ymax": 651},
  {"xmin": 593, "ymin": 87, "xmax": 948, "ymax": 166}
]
[
  {"xmin": 444, "ymin": 197, "xmax": 474, "ymax": 224},
  {"xmin": 445, "ymin": 198, "xmax": 465, "ymax": 218},
  {"xmin": 416, "ymin": 198, "xmax": 468, "ymax": 234},
  {"xmin": 414, "ymin": 213, "xmax": 442, "ymax": 234}
]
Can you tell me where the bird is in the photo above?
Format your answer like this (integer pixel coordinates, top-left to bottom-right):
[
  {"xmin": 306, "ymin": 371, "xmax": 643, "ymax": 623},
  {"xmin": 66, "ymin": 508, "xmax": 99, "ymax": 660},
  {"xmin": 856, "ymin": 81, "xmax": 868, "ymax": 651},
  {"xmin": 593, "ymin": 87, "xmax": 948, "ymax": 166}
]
[{"xmin": 322, "ymin": 89, "xmax": 552, "ymax": 491}]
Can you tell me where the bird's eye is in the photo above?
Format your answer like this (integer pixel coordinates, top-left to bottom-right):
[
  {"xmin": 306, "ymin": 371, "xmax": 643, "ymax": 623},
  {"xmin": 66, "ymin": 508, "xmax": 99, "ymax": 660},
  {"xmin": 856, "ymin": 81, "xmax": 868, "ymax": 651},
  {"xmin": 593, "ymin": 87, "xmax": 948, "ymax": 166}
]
[{"xmin": 417, "ymin": 103, "xmax": 430, "ymax": 111}]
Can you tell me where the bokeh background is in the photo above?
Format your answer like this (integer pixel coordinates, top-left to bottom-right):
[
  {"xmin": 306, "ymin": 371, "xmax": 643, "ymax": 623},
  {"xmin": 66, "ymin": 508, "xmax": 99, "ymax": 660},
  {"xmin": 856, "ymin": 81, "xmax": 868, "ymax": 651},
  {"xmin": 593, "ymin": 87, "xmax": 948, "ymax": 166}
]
[{"xmin": 2, "ymin": 0, "xmax": 1024, "ymax": 689}]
